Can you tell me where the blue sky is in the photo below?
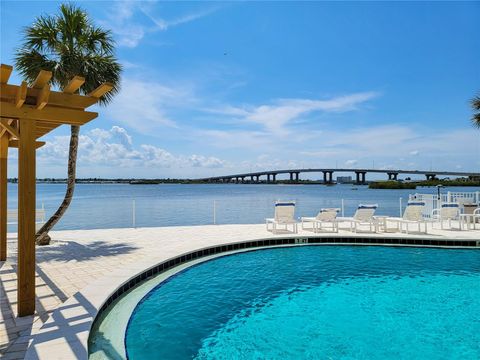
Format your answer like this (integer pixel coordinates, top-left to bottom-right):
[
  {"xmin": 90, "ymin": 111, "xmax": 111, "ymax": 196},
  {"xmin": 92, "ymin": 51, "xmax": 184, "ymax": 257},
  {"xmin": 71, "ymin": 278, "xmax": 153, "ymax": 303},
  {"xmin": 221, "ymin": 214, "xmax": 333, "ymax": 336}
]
[{"xmin": 1, "ymin": 1, "xmax": 479, "ymax": 179}]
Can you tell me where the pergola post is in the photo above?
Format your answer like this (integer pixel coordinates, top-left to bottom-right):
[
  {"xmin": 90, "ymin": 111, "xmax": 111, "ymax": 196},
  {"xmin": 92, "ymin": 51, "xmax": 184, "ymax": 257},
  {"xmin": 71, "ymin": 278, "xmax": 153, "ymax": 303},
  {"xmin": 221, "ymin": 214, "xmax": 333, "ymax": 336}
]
[
  {"xmin": 17, "ymin": 119, "xmax": 36, "ymax": 316},
  {"xmin": 0, "ymin": 133, "xmax": 8, "ymax": 261}
]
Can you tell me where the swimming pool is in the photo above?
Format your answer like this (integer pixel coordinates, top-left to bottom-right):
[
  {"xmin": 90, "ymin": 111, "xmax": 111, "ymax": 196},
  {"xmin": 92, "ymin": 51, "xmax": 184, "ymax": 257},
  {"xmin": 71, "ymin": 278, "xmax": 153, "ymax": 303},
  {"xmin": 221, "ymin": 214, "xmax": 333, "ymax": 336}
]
[{"xmin": 89, "ymin": 245, "xmax": 480, "ymax": 359}]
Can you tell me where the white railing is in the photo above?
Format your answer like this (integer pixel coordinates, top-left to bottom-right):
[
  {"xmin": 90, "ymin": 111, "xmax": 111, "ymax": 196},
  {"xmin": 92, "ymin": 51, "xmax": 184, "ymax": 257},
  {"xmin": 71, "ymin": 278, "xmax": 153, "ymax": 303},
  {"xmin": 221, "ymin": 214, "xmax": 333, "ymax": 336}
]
[
  {"xmin": 129, "ymin": 197, "xmax": 405, "ymax": 228},
  {"xmin": 410, "ymin": 191, "xmax": 480, "ymax": 219},
  {"xmin": 10, "ymin": 192, "xmax": 478, "ymax": 231},
  {"xmin": 444, "ymin": 191, "xmax": 480, "ymax": 204}
]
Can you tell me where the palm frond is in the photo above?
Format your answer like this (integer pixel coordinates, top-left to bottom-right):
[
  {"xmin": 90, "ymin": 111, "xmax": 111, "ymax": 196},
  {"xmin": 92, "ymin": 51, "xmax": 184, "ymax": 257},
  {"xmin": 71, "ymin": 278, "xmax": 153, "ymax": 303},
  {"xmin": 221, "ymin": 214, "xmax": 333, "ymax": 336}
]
[
  {"xmin": 471, "ymin": 95, "xmax": 480, "ymax": 128},
  {"xmin": 15, "ymin": 2, "xmax": 121, "ymax": 101},
  {"xmin": 14, "ymin": 49, "xmax": 58, "ymax": 85},
  {"xmin": 23, "ymin": 15, "xmax": 58, "ymax": 52}
]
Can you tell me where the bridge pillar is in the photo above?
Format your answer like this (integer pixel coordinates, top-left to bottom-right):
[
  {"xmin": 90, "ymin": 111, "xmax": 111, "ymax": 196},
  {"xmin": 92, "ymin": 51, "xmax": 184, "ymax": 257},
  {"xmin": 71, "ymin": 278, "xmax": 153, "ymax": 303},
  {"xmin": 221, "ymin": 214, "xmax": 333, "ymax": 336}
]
[
  {"xmin": 267, "ymin": 174, "xmax": 271, "ymax": 183},
  {"xmin": 387, "ymin": 172, "xmax": 399, "ymax": 181},
  {"xmin": 295, "ymin": 172, "xmax": 300, "ymax": 181},
  {"xmin": 323, "ymin": 171, "xmax": 334, "ymax": 184},
  {"xmin": 355, "ymin": 171, "xmax": 367, "ymax": 184},
  {"xmin": 289, "ymin": 172, "xmax": 294, "ymax": 181},
  {"xmin": 241, "ymin": 176, "xmax": 245, "ymax": 183},
  {"xmin": 328, "ymin": 171, "xmax": 334, "ymax": 183},
  {"xmin": 272, "ymin": 173, "xmax": 277, "ymax": 182}
]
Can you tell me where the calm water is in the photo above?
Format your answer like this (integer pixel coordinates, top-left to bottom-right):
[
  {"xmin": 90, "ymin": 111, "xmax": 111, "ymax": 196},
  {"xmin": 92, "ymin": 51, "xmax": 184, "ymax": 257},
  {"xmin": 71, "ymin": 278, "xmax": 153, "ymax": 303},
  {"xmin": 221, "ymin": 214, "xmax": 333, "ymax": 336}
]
[
  {"xmin": 6, "ymin": 183, "xmax": 480, "ymax": 231},
  {"xmin": 125, "ymin": 246, "xmax": 480, "ymax": 360}
]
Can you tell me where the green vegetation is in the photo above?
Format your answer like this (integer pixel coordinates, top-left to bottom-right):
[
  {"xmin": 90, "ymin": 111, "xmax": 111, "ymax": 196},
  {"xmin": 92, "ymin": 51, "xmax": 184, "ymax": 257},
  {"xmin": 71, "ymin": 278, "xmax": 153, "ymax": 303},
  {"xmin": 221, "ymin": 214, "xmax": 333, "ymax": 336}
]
[
  {"xmin": 417, "ymin": 178, "xmax": 480, "ymax": 187},
  {"xmin": 370, "ymin": 178, "xmax": 480, "ymax": 189}
]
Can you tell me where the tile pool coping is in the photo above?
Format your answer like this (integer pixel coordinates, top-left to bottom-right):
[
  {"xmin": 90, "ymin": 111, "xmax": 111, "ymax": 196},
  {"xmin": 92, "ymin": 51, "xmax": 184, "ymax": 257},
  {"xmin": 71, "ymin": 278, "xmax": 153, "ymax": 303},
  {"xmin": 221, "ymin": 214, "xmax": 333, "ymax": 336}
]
[{"xmin": 23, "ymin": 225, "xmax": 480, "ymax": 359}]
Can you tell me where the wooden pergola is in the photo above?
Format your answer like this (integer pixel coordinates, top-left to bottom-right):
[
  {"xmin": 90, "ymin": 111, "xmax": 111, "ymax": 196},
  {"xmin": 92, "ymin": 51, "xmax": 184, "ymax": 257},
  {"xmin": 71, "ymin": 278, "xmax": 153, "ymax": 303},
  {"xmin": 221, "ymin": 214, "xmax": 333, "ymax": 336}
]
[{"xmin": 0, "ymin": 64, "xmax": 112, "ymax": 316}]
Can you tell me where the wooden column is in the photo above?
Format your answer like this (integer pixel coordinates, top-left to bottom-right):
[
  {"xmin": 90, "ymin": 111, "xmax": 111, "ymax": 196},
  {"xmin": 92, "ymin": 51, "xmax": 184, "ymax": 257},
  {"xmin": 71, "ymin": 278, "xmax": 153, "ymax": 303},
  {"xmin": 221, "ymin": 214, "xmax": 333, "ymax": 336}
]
[
  {"xmin": 0, "ymin": 133, "xmax": 8, "ymax": 261},
  {"xmin": 17, "ymin": 119, "xmax": 36, "ymax": 316}
]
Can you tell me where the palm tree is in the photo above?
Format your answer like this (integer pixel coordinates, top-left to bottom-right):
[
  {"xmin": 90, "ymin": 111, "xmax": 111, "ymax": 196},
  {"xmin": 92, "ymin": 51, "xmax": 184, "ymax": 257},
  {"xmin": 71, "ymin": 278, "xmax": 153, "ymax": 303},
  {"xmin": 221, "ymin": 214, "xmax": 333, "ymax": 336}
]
[
  {"xmin": 15, "ymin": 3, "xmax": 121, "ymax": 245},
  {"xmin": 472, "ymin": 95, "xmax": 480, "ymax": 128}
]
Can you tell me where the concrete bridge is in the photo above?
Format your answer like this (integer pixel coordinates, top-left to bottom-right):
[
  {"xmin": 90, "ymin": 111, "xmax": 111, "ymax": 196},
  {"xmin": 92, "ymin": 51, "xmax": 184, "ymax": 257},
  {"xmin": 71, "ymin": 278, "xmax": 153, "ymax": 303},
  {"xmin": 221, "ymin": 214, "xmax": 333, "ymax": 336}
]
[{"xmin": 197, "ymin": 168, "xmax": 480, "ymax": 185}]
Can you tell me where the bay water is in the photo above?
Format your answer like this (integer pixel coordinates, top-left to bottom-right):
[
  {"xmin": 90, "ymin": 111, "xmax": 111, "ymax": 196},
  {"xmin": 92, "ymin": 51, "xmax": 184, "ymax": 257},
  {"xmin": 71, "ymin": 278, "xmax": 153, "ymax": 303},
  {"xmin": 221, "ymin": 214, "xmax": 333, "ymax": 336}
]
[{"xmin": 6, "ymin": 183, "xmax": 479, "ymax": 231}]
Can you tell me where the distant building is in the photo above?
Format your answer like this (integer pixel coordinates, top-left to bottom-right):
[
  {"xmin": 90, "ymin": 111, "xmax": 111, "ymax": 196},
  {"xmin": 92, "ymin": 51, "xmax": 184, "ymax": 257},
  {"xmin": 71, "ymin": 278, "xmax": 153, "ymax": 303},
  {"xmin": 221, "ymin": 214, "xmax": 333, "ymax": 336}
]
[{"xmin": 336, "ymin": 176, "xmax": 352, "ymax": 184}]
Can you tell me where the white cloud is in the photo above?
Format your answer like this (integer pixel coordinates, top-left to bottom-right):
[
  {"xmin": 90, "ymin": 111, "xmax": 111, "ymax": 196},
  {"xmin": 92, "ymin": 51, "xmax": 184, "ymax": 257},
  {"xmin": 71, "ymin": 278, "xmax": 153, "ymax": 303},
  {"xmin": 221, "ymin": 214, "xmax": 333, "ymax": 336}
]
[
  {"xmin": 38, "ymin": 126, "xmax": 228, "ymax": 170},
  {"xmin": 106, "ymin": 78, "xmax": 195, "ymax": 133},
  {"xmin": 140, "ymin": 5, "xmax": 219, "ymax": 32},
  {"xmin": 206, "ymin": 92, "xmax": 379, "ymax": 135},
  {"xmin": 102, "ymin": 1, "xmax": 220, "ymax": 48},
  {"xmin": 198, "ymin": 125, "xmax": 480, "ymax": 174}
]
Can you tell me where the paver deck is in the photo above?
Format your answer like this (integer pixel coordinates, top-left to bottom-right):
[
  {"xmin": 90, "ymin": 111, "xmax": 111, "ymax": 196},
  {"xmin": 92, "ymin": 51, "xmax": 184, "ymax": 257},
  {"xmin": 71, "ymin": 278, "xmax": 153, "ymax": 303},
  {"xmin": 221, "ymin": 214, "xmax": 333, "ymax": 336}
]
[{"xmin": 0, "ymin": 223, "xmax": 479, "ymax": 359}]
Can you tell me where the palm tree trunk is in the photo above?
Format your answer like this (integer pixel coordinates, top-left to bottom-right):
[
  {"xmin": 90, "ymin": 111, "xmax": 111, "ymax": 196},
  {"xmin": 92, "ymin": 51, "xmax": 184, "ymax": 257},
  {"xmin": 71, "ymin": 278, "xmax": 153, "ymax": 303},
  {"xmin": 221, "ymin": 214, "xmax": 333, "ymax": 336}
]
[{"xmin": 36, "ymin": 125, "xmax": 80, "ymax": 245}]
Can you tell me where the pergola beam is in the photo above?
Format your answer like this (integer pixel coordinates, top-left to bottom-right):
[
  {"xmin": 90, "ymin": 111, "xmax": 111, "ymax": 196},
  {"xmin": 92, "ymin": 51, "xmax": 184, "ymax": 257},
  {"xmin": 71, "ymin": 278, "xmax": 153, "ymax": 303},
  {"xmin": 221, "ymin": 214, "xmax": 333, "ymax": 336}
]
[
  {"xmin": 31, "ymin": 70, "xmax": 52, "ymax": 89},
  {"xmin": 88, "ymin": 82, "xmax": 113, "ymax": 98},
  {"xmin": 16, "ymin": 81, "xmax": 27, "ymax": 108},
  {"xmin": 9, "ymin": 140, "xmax": 45, "ymax": 149},
  {"xmin": 63, "ymin": 76, "xmax": 85, "ymax": 94},
  {"xmin": 36, "ymin": 84, "xmax": 50, "ymax": 110},
  {"xmin": 1, "ymin": 102, "xmax": 98, "ymax": 126},
  {"xmin": 0, "ymin": 64, "xmax": 13, "ymax": 84},
  {"xmin": 1, "ymin": 84, "xmax": 98, "ymax": 109}
]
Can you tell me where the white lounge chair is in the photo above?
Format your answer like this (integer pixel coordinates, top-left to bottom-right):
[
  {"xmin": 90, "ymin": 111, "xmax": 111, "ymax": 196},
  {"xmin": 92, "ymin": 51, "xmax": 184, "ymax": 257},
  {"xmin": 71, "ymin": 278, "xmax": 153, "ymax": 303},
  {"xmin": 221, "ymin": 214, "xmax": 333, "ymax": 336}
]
[
  {"xmin": 474, "ymin": 208, "xmax": 480, "ymax": 229},
  {"xmin": 459, "ymin": 206, "xmax": 480, "ymax": 230},
  {"xmin": 431, "ymin": 203, "xmax": 460, "ymax": 230},
  {"xmin": 301, "ymin": 208, "xmax": 339, "ymax": 233},
  {"xmin": 337, "ymin": 204, "xmax": 378, "ymax": 233},
  {"xmin": 387, "ymin": 201, "xmax": 427, "ymax": 234},
  {"xmin": 266, "ymin": 201, "xmax": 298, "ymax": 234}
]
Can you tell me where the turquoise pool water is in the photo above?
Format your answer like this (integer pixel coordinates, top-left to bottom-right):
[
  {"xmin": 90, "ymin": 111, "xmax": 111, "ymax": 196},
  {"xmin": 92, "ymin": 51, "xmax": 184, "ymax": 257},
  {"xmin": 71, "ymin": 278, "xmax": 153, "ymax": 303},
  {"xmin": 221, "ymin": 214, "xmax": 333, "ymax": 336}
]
[{"xmin": 125, "ymin": 246, "xmax": 480, "ymax": 359}]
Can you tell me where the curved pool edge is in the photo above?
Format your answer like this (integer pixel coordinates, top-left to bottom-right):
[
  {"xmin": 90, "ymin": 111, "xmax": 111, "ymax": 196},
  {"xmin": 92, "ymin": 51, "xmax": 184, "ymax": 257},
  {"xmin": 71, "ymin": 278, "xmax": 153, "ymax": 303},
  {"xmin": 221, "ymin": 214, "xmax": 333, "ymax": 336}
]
[{"xmin": 24, "ymin": 230, "xmax": 479, "ymax": 360}]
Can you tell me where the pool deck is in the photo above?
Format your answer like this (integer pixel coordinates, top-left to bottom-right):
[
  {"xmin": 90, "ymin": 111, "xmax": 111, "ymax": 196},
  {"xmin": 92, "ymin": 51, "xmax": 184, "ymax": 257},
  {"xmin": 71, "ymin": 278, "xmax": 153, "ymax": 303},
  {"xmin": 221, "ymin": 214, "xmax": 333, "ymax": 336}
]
[{"xmin": 0, "ymin": 223, "xmax": 479, "ymax": 359}]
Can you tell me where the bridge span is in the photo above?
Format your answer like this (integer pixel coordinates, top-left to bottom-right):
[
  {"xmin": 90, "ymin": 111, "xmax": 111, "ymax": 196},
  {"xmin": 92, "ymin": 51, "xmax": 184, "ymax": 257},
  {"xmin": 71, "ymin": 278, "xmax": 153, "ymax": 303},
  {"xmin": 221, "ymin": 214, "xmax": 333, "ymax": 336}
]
[{"xmin": 197, "ymin": 168, "xmax": 480, "ymax": 184}]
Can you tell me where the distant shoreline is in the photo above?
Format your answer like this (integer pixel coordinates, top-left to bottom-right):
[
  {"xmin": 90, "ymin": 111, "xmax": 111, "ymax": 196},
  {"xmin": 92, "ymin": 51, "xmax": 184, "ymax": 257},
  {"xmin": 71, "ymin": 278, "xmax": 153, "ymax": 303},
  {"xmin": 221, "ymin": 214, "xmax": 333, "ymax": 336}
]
[{"xmin": 5, "ymin": 178, "xmax": 480, "ymax": 188}]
